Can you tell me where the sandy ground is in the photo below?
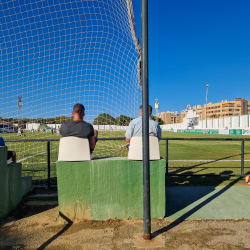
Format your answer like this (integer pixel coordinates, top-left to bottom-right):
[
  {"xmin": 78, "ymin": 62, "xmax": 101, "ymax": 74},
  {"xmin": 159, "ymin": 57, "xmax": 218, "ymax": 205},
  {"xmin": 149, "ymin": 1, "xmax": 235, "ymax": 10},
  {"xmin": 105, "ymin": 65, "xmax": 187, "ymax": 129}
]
[{"xmin": 1, "ymin": 203, "xmax": 250, "ymax": 250}]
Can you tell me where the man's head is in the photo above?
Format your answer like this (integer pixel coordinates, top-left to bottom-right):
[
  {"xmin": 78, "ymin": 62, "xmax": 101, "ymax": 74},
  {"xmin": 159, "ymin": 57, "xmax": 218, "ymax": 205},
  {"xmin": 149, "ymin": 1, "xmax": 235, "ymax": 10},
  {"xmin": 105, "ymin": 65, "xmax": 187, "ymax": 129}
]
[
  {"xmin": 139, "ymin": 105, "xmax": 153, "ymax": 117},
  {"xmin": 72, "ymin": 103, "xmax": 85, "ymax": 121}
]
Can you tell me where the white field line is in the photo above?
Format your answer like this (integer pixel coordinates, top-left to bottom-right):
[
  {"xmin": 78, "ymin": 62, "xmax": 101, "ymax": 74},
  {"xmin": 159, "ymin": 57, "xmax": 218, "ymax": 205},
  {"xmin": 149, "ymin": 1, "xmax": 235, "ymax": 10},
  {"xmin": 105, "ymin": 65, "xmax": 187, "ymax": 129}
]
[
  {"xmin": 21, "ymin": 160, "xmax": 250, "ymax": 164},
  {"xmin": 23, "ymin": 162, "xmax": 57, "ymax": 165},
  {"xmin": 169, "ymin": 160, "xmax": 250, "ymax": 162},
  {"xmin": 18, "ymin": 148, "xmax": 58, "ymax": 163}
]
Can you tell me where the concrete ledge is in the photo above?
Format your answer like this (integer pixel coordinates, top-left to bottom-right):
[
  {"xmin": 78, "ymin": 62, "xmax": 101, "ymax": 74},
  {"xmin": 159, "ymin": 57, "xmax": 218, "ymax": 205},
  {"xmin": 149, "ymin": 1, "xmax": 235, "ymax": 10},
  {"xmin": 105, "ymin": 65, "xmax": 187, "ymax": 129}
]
[
  {"xmin": 8, "ymin": 163, "xmax": 22, "ymax": 210},
  {"xmin": 22, "ymin": 177, "xmax": 33, "ymax": 197},
  {"xmin": 57, "ymin": 157, "xmax": 165, "ymax": 221},
  {"xmin": 0, "ymin": 147, "xmax": 33, "ymax": 221}
]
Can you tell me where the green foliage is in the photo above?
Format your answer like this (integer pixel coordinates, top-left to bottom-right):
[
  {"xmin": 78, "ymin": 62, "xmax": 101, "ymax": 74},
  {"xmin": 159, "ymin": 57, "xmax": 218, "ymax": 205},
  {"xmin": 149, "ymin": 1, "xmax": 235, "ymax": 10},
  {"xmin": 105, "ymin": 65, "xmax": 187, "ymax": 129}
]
[
  {"xmin": 93, "ymin": 113, "xmax": 116, "ymax": 125},
  {"xmin": 150, "ymin": 116, "xmax": 165, "ymax": 125},
  {"xmin": 116, "ymin": 115, "xmax": 133, "ymax": 126}
]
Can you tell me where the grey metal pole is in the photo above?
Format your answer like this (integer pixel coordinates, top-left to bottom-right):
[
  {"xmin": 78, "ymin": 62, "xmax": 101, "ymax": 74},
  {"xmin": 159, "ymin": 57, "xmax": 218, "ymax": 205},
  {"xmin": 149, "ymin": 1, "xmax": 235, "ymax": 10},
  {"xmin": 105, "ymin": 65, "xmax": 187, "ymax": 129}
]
[
  {"xmin": 141, "ymin": 0, "xmax": 151, "ymax": 240},
  {"xmin": 166, "ymin": 140, "xmax": 169, "ymax": 176},
  {"xmin": 205, "ymin": 84, "xmax": 209, "ymax": 128},
  {"xmin": 241, "ymin": 140, "xmax": 244, "ymax": 175},
  {"xmin": 47, "ymin": 141, "xmax": 51, "ymax": 189}
]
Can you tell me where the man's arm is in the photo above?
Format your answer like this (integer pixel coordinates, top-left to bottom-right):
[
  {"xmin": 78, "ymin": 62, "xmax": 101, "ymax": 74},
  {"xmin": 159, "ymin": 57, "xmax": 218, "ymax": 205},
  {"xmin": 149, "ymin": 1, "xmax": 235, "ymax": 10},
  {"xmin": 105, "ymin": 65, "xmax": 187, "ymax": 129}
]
[
  {"xmin": 125, "ymin": 137, "xmax": 130, "ymax": 143},
  {"xmin": 157, "ymin": 124, "xmax": 162, "ymax": 140},
  {"xmin": 89, "ymin": 135, "xmax": 96, "ymax": 150},
  {"xmin": 125, "ymin": 122, "xmax": 133, "ymax": 143}
]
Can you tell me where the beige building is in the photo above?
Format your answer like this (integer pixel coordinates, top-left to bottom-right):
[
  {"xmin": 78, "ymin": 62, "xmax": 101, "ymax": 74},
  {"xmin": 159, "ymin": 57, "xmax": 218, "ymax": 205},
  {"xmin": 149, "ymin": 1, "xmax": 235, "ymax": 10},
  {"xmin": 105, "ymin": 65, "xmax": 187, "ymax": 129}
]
[
  {"xmin": 161, "ymin": 98, "xmax": 249, "ymax": 124},
  {"xmin": 194, "ymin": 98, "xmax": 248, "ymax": 120},
  {"xmin": 160, "ymin": 111, "xmax": 185, "ymax": 124}
]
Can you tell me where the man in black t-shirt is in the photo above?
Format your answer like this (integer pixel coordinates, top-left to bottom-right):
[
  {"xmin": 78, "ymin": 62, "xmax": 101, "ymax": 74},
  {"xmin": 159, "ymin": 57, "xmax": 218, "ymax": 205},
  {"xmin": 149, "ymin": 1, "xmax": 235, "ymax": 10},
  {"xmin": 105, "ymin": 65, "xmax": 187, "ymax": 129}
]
[{"xmin": 60, "ymin": 103, "xmax": 98, "ymax": 154}]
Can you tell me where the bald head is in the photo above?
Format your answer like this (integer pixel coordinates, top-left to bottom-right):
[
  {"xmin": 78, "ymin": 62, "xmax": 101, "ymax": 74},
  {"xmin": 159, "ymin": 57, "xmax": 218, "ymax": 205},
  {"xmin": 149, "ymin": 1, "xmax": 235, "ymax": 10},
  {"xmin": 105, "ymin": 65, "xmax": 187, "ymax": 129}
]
[{"xmin": 140, "ymin": 105, "xmax": 153, "ymax": 117}]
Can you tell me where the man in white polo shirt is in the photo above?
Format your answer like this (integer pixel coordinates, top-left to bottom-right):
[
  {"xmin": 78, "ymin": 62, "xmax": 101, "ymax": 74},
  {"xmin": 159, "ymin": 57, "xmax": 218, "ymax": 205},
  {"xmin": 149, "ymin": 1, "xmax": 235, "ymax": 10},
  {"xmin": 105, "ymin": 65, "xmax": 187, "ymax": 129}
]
[{"xmin": 125, "ymin": 105, "xmax": 161, "ymax": 149}]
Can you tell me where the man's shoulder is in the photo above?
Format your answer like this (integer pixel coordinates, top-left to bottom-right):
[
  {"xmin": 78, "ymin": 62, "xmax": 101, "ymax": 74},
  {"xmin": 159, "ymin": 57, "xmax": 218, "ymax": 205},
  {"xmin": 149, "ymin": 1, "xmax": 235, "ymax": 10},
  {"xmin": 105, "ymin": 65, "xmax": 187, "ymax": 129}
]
[
  {"xmin": 62, "ymin": 120, "xmax": 92, "ymax": 127},
  {"xmin": 149, "ymin": 118, "xmax": 159, "ymax": 126},
  {"xmin": 130, "ymin": 117, "xmax": 141, "ymax": 125}
]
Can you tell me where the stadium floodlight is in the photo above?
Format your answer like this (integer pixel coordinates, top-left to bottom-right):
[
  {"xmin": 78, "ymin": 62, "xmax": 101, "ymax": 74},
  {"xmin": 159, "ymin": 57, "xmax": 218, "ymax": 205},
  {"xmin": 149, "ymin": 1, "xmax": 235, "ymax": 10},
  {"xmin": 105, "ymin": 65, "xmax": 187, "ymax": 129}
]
[
  {"xmin": 17, "ymin": 96, "xmax": 23, "ymax": 126},
  {"xmin": 155, "ymin": 99, "xmax": 160, "ymax": 123},
  {"xmin": 205, "ymin": 84, "xmax": 209, "ymax": 128}
]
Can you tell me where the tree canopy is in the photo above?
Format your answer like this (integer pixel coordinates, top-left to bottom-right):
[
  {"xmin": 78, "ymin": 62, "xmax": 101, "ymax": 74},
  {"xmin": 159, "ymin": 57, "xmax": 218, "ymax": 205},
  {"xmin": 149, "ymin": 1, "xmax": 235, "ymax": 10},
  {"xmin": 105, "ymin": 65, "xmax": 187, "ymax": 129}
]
[
  {"xmin": 116, "ymin": 115, "xmax": 133, "ymax": 126},
  {"xmin": 150, "ymin": 116, "xmax": 165, "ymax": 125},
  {"xmin": 93, "ymin": 113, "xmax": 116, "ymax": 125}
]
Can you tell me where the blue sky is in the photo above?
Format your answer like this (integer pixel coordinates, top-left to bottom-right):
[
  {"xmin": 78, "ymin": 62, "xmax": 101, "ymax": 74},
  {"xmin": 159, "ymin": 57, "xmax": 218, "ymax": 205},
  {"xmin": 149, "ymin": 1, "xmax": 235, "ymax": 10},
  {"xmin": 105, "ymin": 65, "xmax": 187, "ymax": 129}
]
[
  {"xmin": 0, "ymin": 0, "xmax": 140, "ymax": 121},
  {"xmin": 132, "ymin": 0, "xmax": 250, "ymax": 115},
  {"xmin": 1, "ymin": 0, "xmax": 250, "ymax": 121}
]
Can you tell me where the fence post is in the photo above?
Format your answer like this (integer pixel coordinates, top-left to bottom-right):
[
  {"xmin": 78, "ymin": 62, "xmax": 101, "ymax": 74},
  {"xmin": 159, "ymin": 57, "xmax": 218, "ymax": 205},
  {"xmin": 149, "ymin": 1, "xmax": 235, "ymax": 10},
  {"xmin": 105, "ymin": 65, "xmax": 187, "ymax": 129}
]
[
  {"xmin": 241, "ymin": 140, "xmax": 244, "ymax": 175},
  {"xmin": 166, "ymin": 140, "xmax": 168, "ymax": 175},
  {"xmin": 47, "ymin": 141, "xmax": 51, "ymax": 189}
]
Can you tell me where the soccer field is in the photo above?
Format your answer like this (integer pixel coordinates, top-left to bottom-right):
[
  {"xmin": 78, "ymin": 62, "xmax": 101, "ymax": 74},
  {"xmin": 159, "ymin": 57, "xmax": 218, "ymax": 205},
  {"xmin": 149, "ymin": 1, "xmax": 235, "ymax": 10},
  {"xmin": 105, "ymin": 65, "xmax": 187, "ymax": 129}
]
[{"xmin": 4, "ymin": 131, "xmax": 250, "ymax": 187}]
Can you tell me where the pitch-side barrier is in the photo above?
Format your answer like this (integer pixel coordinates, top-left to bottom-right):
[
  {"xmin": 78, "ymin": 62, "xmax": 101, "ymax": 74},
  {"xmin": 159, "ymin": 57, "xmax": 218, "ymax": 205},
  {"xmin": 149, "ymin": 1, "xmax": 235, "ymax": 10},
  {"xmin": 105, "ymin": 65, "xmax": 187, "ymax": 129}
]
[{"xmin": 5, "ymin": 138, "xmax": 250, "ymax": 188}]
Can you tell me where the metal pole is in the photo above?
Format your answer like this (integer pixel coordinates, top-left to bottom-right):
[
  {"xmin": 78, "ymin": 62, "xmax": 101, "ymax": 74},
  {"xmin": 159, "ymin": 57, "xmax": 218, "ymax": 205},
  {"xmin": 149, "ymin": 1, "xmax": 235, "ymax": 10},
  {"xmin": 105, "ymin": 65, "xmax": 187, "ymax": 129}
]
[
  {"xmin": 47, "ymin": 141, "xmax": 51, "ymax": 189},
  {"xmin": 166, "ymin": 140, "xmax": 168, "ymax": 176},
  {"xmin": 141, "ymin": 0, "xmax": 151, "ymax": 240},
  {"xmin": 205, "ymin": 85, "xmax": 209, "ymax": 128},
  {"xmin": 241, "ymin": 140, "xmax": 244, "ymax": 175}
]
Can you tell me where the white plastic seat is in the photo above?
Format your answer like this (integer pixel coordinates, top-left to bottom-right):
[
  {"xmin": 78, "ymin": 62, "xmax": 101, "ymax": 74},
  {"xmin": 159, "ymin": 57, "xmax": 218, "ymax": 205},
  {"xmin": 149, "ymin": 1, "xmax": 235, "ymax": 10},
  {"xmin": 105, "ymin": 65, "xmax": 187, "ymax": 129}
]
[
  {"xmin": 58, "ymin": 137, "xmax": 91, "ymax": 161},
  {"xmin": 128, "ymin": 136, "xmax": 160, "ymax": 161}
]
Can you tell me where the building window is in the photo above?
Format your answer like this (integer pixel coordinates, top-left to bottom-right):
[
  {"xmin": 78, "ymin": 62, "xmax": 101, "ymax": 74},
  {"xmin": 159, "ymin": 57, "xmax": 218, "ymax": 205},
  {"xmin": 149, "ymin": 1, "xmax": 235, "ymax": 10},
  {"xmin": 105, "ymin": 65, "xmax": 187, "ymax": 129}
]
[{"xmin": 243, "ymin": 102, "xmax": 246, "ymax": 115}]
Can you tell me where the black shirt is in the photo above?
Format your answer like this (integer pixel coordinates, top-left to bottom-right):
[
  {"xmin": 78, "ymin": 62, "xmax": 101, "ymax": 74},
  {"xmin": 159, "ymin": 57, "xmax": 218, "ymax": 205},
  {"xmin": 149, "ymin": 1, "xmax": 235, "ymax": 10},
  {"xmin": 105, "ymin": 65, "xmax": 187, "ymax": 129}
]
[{"xmin": 60, "ymin": 120, "xmax": 95, "ymax": 139}]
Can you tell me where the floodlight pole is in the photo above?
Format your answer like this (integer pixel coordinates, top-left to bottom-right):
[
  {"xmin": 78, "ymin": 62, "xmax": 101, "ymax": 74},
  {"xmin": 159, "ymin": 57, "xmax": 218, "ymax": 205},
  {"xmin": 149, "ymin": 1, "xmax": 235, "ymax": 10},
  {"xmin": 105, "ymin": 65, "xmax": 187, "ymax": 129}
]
[
  {"xmin": 141, "ymin": 0, "xmax": 151, "ymax": 240},
  {"xmin": 205, "ymin": 84, "xmax": 209, "ymax": 128}
]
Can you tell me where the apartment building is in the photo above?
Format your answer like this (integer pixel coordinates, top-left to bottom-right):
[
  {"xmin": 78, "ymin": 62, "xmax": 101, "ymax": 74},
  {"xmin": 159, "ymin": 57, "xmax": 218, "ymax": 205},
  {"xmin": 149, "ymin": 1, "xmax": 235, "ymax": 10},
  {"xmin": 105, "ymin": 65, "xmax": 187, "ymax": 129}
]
[
  {"xmin": 196, "ymin": 98, "xmax": 248, "ymax": 120},
  {"xmin": 160, "ymin": 111, "xmax": 185, "ymax": 124}
]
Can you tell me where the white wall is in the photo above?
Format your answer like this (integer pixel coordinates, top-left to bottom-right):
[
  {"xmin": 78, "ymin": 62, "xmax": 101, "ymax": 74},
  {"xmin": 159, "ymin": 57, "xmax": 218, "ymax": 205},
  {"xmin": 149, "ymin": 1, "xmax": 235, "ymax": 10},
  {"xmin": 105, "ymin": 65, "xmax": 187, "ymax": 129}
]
[
  {"xmin": 240, "ymin": 115, "xmax": 249, "ymax": 127},
  {"xmin": 219, "ymin": 118, "xmax": 224, "ymax": 128},
  {"xmin": 207, "ymin": 119, "xmax": 213, "ymax": 128},
  {"xmin": 202, "ymin": 120, "xmax": 206, "ymax": 128},
  {"xmin": 160, "ymin": 114, "xmax": 250, "ymax": 130},
  {"xmin": 213, "ymin": 118, "xmax": 219, "ymax": 128},
  {"xmin": 26, "ymin": 123, "xmax": 40, "ymax": 130},
  {"xmin": 47, "ymin": 124, "xmax": 61, "ymax": 129},
  {"xmin": 232, "ymin": 116, "xmax": 239, "ymax": 128},
  {"xmin": 224, "ymin": 117, "xmax": 231, "ymax": 128}
]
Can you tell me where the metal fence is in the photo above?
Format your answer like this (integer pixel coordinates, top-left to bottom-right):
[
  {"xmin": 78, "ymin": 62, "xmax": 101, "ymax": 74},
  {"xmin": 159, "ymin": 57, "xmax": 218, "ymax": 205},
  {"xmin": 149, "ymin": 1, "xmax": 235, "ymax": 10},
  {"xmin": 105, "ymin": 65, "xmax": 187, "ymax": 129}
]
[
  {"xmin": 165, "ymin": 138, "xmax": 250, "ymax": 177},
  {"xmin": 5, "ymin": 137, "xmax": 250, "ymax": 188}
]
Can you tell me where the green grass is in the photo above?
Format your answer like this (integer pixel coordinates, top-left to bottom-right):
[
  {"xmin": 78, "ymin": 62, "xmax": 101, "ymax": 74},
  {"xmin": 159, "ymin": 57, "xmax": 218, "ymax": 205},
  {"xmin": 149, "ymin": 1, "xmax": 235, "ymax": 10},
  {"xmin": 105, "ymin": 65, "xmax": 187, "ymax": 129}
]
[{"xmin": 3, "ymin": 130, "xmax": 250, "ymax": 186}]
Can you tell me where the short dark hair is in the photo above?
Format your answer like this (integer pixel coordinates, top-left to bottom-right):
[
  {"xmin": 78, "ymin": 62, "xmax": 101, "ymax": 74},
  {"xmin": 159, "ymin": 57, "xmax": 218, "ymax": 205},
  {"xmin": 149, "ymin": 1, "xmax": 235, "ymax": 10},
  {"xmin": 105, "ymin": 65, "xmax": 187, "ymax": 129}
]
[
  {"xmin": 73, "ymin": 103, "xmax": 85, "ymax": 114},
  {"xmin": 139, "ymin": 105, "xmax": 153, "ymax": 115}
]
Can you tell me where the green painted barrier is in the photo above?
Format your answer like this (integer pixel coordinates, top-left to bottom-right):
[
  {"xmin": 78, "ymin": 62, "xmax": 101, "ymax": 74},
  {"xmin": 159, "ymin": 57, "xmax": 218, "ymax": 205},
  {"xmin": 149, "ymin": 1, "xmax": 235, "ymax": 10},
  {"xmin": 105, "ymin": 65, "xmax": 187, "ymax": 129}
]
[
  {"xmin": 57, "ymin": 157, "xmax": 165, "ymax": 221},
  {"xmin": 176, "ymin": 129, "xmax": 219, "ymax": 134},
  {"xmin": 229, "ymin": 129, "xmax": 242, "ymax": 135},
  {"xmin": 0, "ymin": 146, "xmax": 33, "ymax": 221}
]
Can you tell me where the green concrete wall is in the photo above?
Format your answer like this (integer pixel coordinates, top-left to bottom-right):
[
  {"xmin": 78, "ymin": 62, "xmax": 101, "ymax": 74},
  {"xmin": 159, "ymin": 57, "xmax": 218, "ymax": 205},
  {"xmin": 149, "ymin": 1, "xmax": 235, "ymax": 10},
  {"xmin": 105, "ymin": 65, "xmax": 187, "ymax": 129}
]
[
  {"xmin": 0, "ymin": 147, "xmax": 9, "ymax": 220},
  {"xmin": 0, "ymin": 147, "xmax": 33, "ymax": 221},
  {"xmin": 57, "ymin": 157, "xmax": 165, "ymax": 221}
]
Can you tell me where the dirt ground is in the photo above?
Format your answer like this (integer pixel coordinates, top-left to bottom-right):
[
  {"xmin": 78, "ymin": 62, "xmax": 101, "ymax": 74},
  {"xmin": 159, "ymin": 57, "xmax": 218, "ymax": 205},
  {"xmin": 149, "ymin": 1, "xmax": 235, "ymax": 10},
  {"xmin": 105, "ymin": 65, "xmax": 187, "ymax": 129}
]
[{"xmin": 1, "ymin": 203, "xmax": 250, "ymax": 250}]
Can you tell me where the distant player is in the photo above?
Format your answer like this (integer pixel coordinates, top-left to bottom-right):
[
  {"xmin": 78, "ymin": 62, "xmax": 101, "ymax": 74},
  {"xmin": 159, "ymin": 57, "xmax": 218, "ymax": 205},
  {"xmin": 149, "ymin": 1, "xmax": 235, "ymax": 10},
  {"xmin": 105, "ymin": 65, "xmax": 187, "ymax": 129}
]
[
  {"xmin": 57, "ymin": 126, "xmax": 60, "ymax": 136},
  {"xmin": 51, "ymin": 127, "xmax": 53, "ymax": 135},
  {"xmin": 17, "ymin": 127, "xmax": 21, "ymax": 136},
  {"xmin": 20, "ymin": 126, "xmax": 25, "ymax": 136}
]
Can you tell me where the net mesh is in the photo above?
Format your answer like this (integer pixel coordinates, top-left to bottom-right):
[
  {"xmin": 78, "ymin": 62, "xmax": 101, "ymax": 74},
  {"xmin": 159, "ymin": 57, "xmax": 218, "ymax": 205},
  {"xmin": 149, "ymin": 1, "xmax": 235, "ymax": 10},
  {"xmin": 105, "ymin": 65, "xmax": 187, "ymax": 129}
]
[{"xmin": 0, "ymin": 0, "xmax": 141, "ymax": 186}]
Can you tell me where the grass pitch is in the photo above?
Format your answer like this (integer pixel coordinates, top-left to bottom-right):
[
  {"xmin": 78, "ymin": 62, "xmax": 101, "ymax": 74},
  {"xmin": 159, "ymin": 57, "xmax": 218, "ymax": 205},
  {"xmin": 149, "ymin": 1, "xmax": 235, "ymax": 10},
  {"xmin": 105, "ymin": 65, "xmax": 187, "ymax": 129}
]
[{"xmin": 3, "ymin": 130, "xmax": 250, "ymax": 186}]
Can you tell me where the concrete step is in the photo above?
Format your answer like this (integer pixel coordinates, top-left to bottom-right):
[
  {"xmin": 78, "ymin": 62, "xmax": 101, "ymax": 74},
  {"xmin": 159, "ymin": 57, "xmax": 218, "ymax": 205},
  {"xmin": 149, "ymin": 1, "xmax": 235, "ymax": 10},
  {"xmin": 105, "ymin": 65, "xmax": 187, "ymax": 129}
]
[{"xmin": 24, "ymin": 193, "xmax": 58, "ymax": 205}]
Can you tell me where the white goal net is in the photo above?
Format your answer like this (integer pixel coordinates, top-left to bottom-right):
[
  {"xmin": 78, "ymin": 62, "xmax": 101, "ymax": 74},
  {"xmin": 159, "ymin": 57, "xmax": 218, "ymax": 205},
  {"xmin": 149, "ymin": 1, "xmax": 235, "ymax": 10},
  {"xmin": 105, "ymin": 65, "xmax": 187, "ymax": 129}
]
[{"xmin": 0, "ymin": 0, "xmax": 141, "ymax": 186}]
